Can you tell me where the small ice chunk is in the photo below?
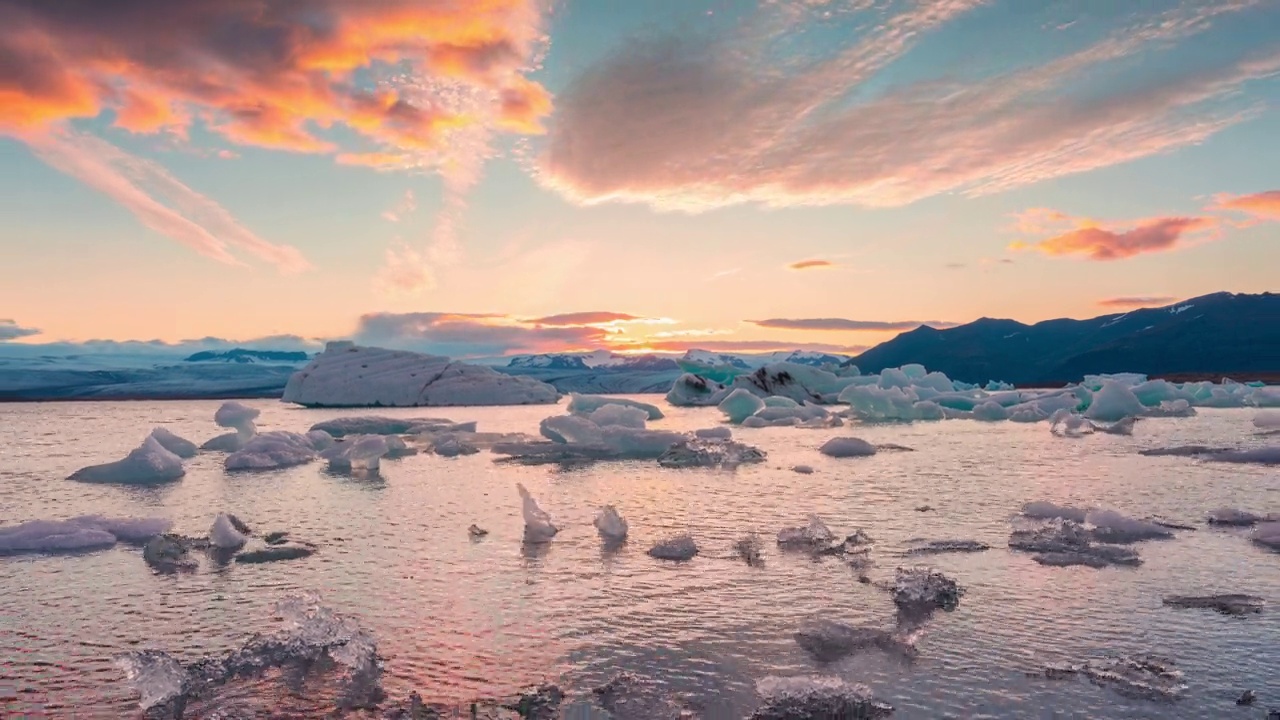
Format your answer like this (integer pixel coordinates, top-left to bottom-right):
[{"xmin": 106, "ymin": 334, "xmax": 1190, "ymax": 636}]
[
  {"xmin": 306, "ymin": 429, "xmax": 335, "ymax": 451},
  {"xmin": 777, "ymin": 515, "xmax": 834, "ymax": 547},
  {"xmin": 792, "ymin": 465, "xmax": 814, "ymax": 474},
  {"xmin": 741, "ymin": 416, "xmax": 769, "ymax": 428},
  {"xmin": 68, "ymin": 435, "xmax": 186, "ymax": 485},
  {"xmin": 1205, "ymin": 447, "xmax": 1280, "ymax": 465},
  {"xmin": 1085, "ymin": 509, "xmax": 1174, "ymax": 543},
  {"xmin": 1162, "ymin": 594, "xmax": 1264, "ymax": 616},
  {"xmin": 819, "ymin": 437, "xmax": 876, "ymax": 458},
  {"xmin": 322, "ymin": 435, "xmax": 390, "ymax": 471},
  {"xmin": 539, "ymin": 414, "xmax": 603, "ymax": 445},
  {"xmin": 149, "ymin": 427, "xmax": 198, "ymax": 459},
  {"xmin": 594, "ymin": 505, "xmax": 628, "ymax": 542},
  {"xmin": 1032, "ymin": 654, "xmax": 1186, "ymax": 702},
  {"xmin": 593, "ymin": 672, "xmax": 689, "ymax": 720},
  {"xmin": 1049, "ymin": 409, "xmax": 1094, "ymax": 437},
  {"xmin": 432, "ymin": 435, "xmax": 479, "ymax": 457},
  {"xmin": 892, "ymin": 567, "xmax": 963, "ymax": 611},
  {"xmin": 588, "ymin": 403, "xmax": 649, "ymax": 429},
  {"xmin": 568, "ymin": 393, "xmax": 664, "ymax": 419},
  {"xmin": 1022, "ymin": 501, "xmax": 1089, "ymax": 523},
  {"xmin": 695, "ymin": 426, "xmax": 733, "ymax": 440},
  {"xmin": 751, "ymin": 676, "xmax": 893, "ymax": 719},
  {"xmin": 600, "ymin": 426, "xmax": 686, "ymax": 458},
  {"xmin": 114, "ymin": 650, "xmax": 186, "ymax": 712},
  {"xmin": 657, "ymin": 438, "xmax": 766, "ymax": 468},
  {"xmin": 906, "ymin": 539, "xmax": 990, "ymax": 555},
  {"xmin": 1252, "ymin": 522, "xmax": 1280, "ymax": 550},
  {"xmin": 95, "ymin": 516, "xmax": 174, "ymax": 544},
  {"xmin": 794, "ymin": 620, "xmax": 912, "ymax": 663},
  {"xmin": 719, "ymin": 388, "xmax": 766, "ymax": 424},
  {"xmin": 468, "ymin": 524, "xmax": 488, "ymax": 537},
  {"xmin": 1139, "ymin": 444, "xmax": 1229, "ymax": 457},
  {"xmin": 1250, "ymin": 386, "xmax": 1280, "ymax": 408},
  {"xmin": 1207, "ymin": 508, "xmax": 1264, "ymax": 526},
  {"xmin": 972, "ymin": 400, "xmax": 1009, "ymax": 422},
  {"xmin": 1093, "ymin": 416, "xmax": 1137, "ymax": 435},
  {"xmin": 200, "ymin": 432, "xmax": 244, "ymax": 452},
  {"xmin": 214, "ymin": 401, "xmax": 260, "ymax": 431},
  {"xmin": 517, "ymin": 483, "xmax": 558, "ymax": 543},
  {"xmin": 225, "ymin": 431, "xmax": 317, "ymax": 471},
  {"xmin": 736, "ymin": 533, "xmax": 765, "ymax": 566},
  {"xmin": 209, "ymin": 513, "xmax": 247, "ymax": 549},
  {"xmin": 648, "ymin": 534, "xmax": 698, "ymax": 561}
]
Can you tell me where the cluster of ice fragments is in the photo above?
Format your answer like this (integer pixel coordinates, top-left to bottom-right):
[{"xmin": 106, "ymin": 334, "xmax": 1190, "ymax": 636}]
[
  {"xmin": 1009, "ymin": 502, "xmax": 1190, "ymax": 568},
  {"xmin": 669, "ymin": 359, "xmax": 1277, "ymax": 428}
]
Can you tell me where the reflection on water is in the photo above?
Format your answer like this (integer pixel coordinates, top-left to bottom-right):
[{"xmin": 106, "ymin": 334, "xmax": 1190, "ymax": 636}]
[{"xmin": 0, "ymin": 398, "xmax": 1278, "ymax": 718}]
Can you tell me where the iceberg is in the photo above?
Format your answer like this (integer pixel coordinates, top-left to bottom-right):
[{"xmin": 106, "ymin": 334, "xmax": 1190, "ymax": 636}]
[
  {"xmin": 719, "ymin": 388, "xmax": 766, "ymax": 424},
  {"xmin": 225, "ymin": 431, "xmax": 317, "ymax": 471},
  {"xmin": 648, "ymin": 534, "xmax": 698, "ymax": 561},
  {"xmin": 600, "ymin": 426, "xmax": 685, "ymax": 458},
  {"xmin": 517, "ymin": 483, "xmax": 558, "ymax": 543},
  {"xmin": 793, "ymin": 620, "xmax": 914, "ymax": 663},
  {"xmin": 0, "ymin": 515, "xmax": 170, "ymax": 556},
  {"xmin": 588, "ymin": 403, "xmax": 649, "ymax": 429},
  {"xmin": 777, "ymin": 516, "xmax": 834, "ymax": 547},
  {"xmin": 819, "ymin": 437, "xmax": 877, "ymax": 458},
  {"xmin": 751, "ymin": 676, "xmax": 894, "ymax": 720},
  {"xmin": 539, "ymin": 414, "xmax": 604, "ymax": 445},
  {"xmin": 321, "ymin": 435, "xmax": 391, "ymax": 471},
  {"xmin": 149, "ymin": 427, "xmax": 198, "ymax": 459},
  {"xmin": 1205, "ymin": 447, "xmax": 1280, "ymax": 465},
  {"xmin": 567, "ymin": 393, "xmax": 664, "ymax": 420},
  {"xmin": 972, "ymin": 400, "xmax": 1010, "ymax": 422},
  {"xmin": 1252, "ymin": 522, "xmax": 1280, "ymax": 550},
  {"xmin": 665, "ymin": 373, "xmax": 730, "ymax": 407},
  {"xmin": 214, "ymin": 401, "xmax": 259, "ymax": 432},
  {"xmin": 891, "ymin": 567, "xmax": 963, "ymax": 612},
  {"xmin": 282, "ymin": 342, "xmax": 559, "ymax": 407},
  {"xmin": 306, "ymin": 429, "xmax": 335, "ymax": 450},
  {"xmin": 209, "ymin": 513, "xmax": 248, "ymax": 549},
  {"xmin": 594, "ymin": 505, "xmax": 628, "ymax": 542},
  {"xmin": 1251, "ymin": 386, "xmax": 1280, "ymax": 408},
  {"xmin": 68, "ymin": 435, "xmax": 185, "ymax": 485},
  {"xmin": 731, "ymin": 363, "xmax": 857, "ymax": 404},
  {"xmin": 1084, "ymin": 380, "xmax": 1146, "ymax": 422},
  {"xmin": 1084, "ymin": 509, "xmax": 1174, "ymax": 543}
]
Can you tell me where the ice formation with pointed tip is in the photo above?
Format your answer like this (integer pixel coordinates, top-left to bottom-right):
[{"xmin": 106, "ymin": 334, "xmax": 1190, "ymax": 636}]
[
  {"xmin": 517, "ymin": 483, "xmax": 558, "ymax": 543},
  {"xmin": 68, "ymin": 435, "xmax": 186, "ymax": 485}
]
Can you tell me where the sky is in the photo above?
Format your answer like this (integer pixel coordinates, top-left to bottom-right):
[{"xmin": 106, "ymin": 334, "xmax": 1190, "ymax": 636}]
[{"xmin": 1, "ymin": 0, "xmax": 1277, "ymax": 359}]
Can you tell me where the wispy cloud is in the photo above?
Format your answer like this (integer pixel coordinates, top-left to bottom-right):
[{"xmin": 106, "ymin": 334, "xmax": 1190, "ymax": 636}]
[
  {"xmin": 23, "ymin": 129, "xmax": 309, "ymax": 272},
  {"xmin": 788, "ymin": 259, "xmax": 836, "ymax": 271},
  {"xmin": 1097, "ymin": 296, "xmax": 1178, "ymax": 308},
  {"xmin": 1011, "ymin": 213, "xmax": 1218, "ymax": 260},
  {"xmin": 1212, "ymin": 189, "xmax": 1280, "ymax": 222},
  {"xmin": 636, "ymin": 339, "xmax": 869, "ymax": 354},
  {"xmin": 352, "ymin": 311, "xmax": 611, "ymax": 357},
  {"xmin": 0, "ymin": 319, "xmax": 40, "ymax": 341},
  {"xmin": 749, "ymin": 318, "xmax": 959, "ymax": 331},
  {"xmin": 538, "ymin": 1, "xmax": 1275, "ymax": 210},
  {"xmin": 381, "ymin": 190, "xmax": 417, "ymax": 223},
  {"xmin": 527, "ymin": 311, "xmax": 675, "ymax": 328}
]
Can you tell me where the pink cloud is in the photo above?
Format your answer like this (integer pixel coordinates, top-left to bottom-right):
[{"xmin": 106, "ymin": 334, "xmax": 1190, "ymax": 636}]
[
  {"xmin": 636, "ymin": 339, "xmax": 869, "ymax": 354},
  {"xmin": 538, "ymin": 2, "xmax": 1273, "ymax": 210},
  {"xmin": 1212, "ymin": 190, "xmax": 1280, "ymax": 221},
  {"xmin": 529, "ymin": 311, "xmax": 641, "ymax": 327},
  {"xmin": 1097, "ymin": 296, "xmax": 1178, "ymax": 308},
  {"xmin": 1011, "ymin": 215, "xmax": 1217, "ymax": 260},
  {"xmin": 749, "ymin": 318, "xmax": 959, "ymax": 331}
]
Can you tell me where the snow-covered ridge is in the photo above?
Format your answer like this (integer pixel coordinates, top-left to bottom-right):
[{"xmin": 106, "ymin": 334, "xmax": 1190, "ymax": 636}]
[{"xmin": 283, "ymin": 342, "xmax": 560, "ymax": 407}]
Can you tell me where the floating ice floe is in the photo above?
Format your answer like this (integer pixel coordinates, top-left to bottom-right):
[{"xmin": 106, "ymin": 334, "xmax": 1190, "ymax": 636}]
[
  {"xmin": 567, "ymin": 393, "xmax": 664, "ymax": 420},
  {"xmin": 1084, "ymin": 509, "xmax": 1174, "ymax": 544},
  {"xmin": 751, "ymin": 676, "xmax": 894, "ymax": 719},
  {"xmin": 149, "ymin": 427, "xmax": 198, "ymax": 459},
  {"xmin": 225, "ymin": 431, "xmax": 318, "ymax": 471},
  {"xmin": 115, "ymin": 592, "xmax": 382, "ymax": 716},
  {"xmin": 736, "ymin": 533, "xmax": 765, "ymax": 566},
  {"xmin": 593, "ymin": 505, "xmax": 628, "ymax": 543},
  {"xmin": 1009, "ymin": 518, "xmax": 1142, "ymax": 568},
  {"xmin": 306, "ymin": 429, "xmax": 335, "ymax": 450},
  {"xmin": 0, "ymin": 515, "xmax": 171, "ymax": 556},
  {"xmin": 1031, "ymin": 654, "xmax": 1186, "ymax": 702},
  {"xmin": 517, "ymin": 483, "xmax": 558, "ymax": 543},
  {"xmin": 1162, "ymin": 594, "xmax": 1264, "ymax": 616},
  {"xmin": 1139, "ymin": 444, "xmax": 1231, "ymax": 457},
  {"xmin": 648, "ymin": 534, "xmax": 698, "ymax": 561},
  {"xmin": 656, "ymin": 438, "xmax": 766, "ymax": 468},
  {"xmin": 588, "ymin": 403, "xmax": 649, "ymax": 429},
  {"xmin": 819, "ymin": 437, "xmax": 876, "ymax": 458},
  {"xmin": 777, "ymin": 516, "xmax": 835, "ymax": 548},
  {"xmin": 308, "ymin": 416, "xmax": 463, "ymax": 437},
  {"xmin": 539, "ymin": 414, "xmax": 604, "ymax": 444},
  {"xmin": 68, "ymin": 435, "xmax": 186, "ymax": 485},
  {"xmin": 282, "ymin": 342, "xmax": 559, "ymax": 407},
  {"xmin": 793, "ymin": 620, "xmax": 915, "ymax": 663}
]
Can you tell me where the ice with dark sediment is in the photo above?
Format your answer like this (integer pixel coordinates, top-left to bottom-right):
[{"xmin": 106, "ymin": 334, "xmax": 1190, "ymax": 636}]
[
  {"xmin": 793, "ymin": 619, "xmax": 917, "ymax": 662},
  {"xmin": 657, "ymin": 438, "xmax": 766, "ymax": 468},
  {"xmin": 1031, "ymin": 654, "xmax": 1187, "ymax": 702},
  {"xmin": 149, "ymin": 427, "xmax": 198, "ymax": 459},
  {"xmin": 750, "ymin": 676, "xmax": 894, "ymax": 719},
  {"xmin": 593, "ymin": 505, "xmax": 628, "ymax": 542},
  {"xmin": 1204, "ymin": 447, "xmax": 1280, "ymax": 465},
  {"xmin": 777, "ymin": 515, "xmax": 835, "ymax": 547},
  {"xmin": 1139, "ymin": 444, "xmax": 1231, "ymax": 457},
  {"xmin": 819, "ymin": 437, "xmax": 877, "ymax": 458},
  {"xmin": 1022, "ymin": 501, "xmax": 1090, "ymax": 523},
  {"xmin": 115, "ymin": 592, "xmax": 382, "ymax": 717},
  {"xmin": 517, "ymin": 483, "xmax": 558, "ymax": 543},
  {"xmin": 592, "ymin": 672, "xmax": 690, "ymax": 720},
  {"xmin": 1162, "ymin": 594, "xmax": 1264, "ymax": 616},
  {"xmin": 1009, "ymin": 518, "xmax": 1143, "ymax": 567},
  {"xmin": 666, "ymin": 372, "xmax": 731, "ymax": 407},
  {"xmin": 891, "ymin": 567, "xmax": 963, "ymax": 612},
  {"xmin": 905, "ymin": 539, "xmax": 991, "ymax": 555},
  {"xmin": 68, "ymin": 435, "xmax": 186, "ymax": 485},
  {"xmin": 648, "ymin": 534, "xmax": 698, "ymax": 561},
  {"xmin": 224, "ymin": 431, "xmax": 317, "ymax": 471},
  {"xmin": 0, "ymin": 515, "xmax": 171, "ymax": 556}
]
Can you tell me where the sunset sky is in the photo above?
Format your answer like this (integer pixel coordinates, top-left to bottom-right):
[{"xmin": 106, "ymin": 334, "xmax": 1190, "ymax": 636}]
[{"xmin": 1, "ymin": 0, "xmax": 1277, "ymax": 358}]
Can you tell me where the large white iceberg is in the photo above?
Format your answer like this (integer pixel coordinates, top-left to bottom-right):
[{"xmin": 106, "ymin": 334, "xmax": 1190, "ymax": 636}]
[
  {"xmin": 1083, "ymin": 380, "xmax": 1146, "ymax": 422},
  {"xmin": 567, "ymin": 393, "xmax": 664, "ymax": 420},
  {"xmin": 540, "ymin": 414, "xmax": 604, "ymax": 445},
  {"xmin": 68, "ymin": 435, "xmax": 186, "ymax": 485},
  {"xmin": 225, "ymin": 431, "xmax": 317, "ymax": 471},
  {"xmin": 731, "ymin": 363, "xmax": 857, "ymax": 404},
  {"xmin": 283, "ymin": 342, "xmax": 559, "ymax": 407},
  {"xmin": 719, "ymin": 388, "xmax": 765, "ymax": 424}
]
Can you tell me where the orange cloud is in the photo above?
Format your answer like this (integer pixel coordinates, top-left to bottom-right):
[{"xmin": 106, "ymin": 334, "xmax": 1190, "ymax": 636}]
[
  {"xmin": 0, "ymin": 0, "xmax": 550, "ymax": 158},
  {"xmin": 1213, "ymin": 190, "xmax": 1280, "ymax": 221},
  {"xmin": 1011, "ymin": 215, "xmax": 1217, "ymax": 260},
  {"xmin": 788, "ymin": 259, "xmax": 836, "ymax": 271}
]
